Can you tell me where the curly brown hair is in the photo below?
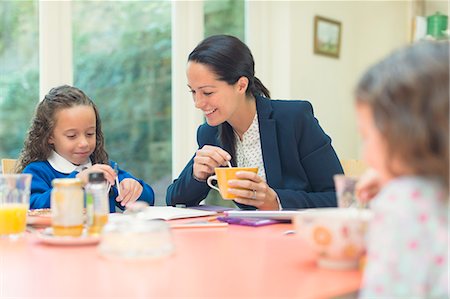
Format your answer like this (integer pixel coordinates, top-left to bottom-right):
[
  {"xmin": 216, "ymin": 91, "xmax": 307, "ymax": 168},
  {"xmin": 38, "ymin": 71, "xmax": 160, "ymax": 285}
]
[
  {"xmin": 16, "ymin": 85, "xmax": 109, "ymax": 172},
  {"xmin": 355, "ymin": 41, "xmax": 449, "ymax": 189}
]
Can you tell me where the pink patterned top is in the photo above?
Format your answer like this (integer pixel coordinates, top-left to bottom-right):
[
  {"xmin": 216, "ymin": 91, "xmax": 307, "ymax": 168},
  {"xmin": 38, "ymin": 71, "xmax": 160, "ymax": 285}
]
[{"xmin": 360, "ymin": 176, "xmax": 448, "ymax": 298}]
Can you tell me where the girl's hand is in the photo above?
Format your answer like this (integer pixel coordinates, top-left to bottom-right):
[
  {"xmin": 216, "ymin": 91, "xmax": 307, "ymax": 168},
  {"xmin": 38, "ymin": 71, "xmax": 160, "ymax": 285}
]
[
  {"xmin": 193, "ymin": 145, "xmax": 231, "ymax": 181},
  {"xmin": 355, "ymin": 168, "xmax": 381, "ymax": 203},
  {"xmin": 76, "ymin": 164, "xmax": 116, "ymax": 186},
  {"xmin": 116, "ymin": 178, "xmax": 143, "ymax": 207},
  {"xmin": 227, "ymin": 171, "xmax": 280, "ymax": 210}
]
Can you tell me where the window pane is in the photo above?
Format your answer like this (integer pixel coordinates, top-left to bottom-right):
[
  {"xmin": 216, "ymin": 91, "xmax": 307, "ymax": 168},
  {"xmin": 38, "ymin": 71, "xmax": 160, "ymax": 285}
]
[
  {"xmin": 0, "ymin": 1, "xmax": 39, "ymax": 161},
  {"xmin": 204, "ymin": 0, "xmax": 245, "ymax": 39},
  {"xmin": 72, "ymin": 1, "xmax": 172, "ymax": 204}
]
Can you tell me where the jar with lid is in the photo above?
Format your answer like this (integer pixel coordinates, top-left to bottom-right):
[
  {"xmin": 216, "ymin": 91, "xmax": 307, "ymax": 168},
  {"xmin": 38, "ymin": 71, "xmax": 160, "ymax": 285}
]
[
  {"xmin": 51, "ymin": 178, "xmax": 84, "ymax": 237},
  {"xmin": 85, "ymin": 172, "xmax": 109, "ymax": 235}
]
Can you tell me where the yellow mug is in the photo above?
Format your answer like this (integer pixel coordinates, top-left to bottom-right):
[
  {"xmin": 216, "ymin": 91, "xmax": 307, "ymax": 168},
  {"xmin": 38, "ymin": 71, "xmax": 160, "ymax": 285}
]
[{"xmin": 207, "ymin": 167, "xmax": 258, "ymax": 199}]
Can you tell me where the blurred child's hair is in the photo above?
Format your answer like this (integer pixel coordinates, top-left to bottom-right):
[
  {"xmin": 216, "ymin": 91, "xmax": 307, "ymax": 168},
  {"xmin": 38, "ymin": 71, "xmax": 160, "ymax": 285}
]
[
  {"xmin": 16, "ymin": 85, "xmax": 108, "ymax": 172},
  {"xmin": 355, "ymin": 41, "xmax": 449, "ymax": 189}
]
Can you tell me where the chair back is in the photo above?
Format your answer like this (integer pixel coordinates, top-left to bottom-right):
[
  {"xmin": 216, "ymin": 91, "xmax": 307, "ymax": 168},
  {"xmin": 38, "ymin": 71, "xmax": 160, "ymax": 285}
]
[
  {"xmin": 340, "ymin": 159, "xmax": 368, "ymax": 177},
  {"xmin": 1, "ymin": 159, "xmax": 18, "ymax": 174}
]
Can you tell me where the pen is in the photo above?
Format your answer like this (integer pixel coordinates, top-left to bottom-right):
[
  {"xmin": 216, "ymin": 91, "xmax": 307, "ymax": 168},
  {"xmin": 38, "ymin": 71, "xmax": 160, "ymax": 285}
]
[
  {"xmin": 205, "ymin": 216, "xmax": 220, "ymax": 222},
  {"xmin": 114, "ymin": 162, "xmax": 121, "ymax": 197}
]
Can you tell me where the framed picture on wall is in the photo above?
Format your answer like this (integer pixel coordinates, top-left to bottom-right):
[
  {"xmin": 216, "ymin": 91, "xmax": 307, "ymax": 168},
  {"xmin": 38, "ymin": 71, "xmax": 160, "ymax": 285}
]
[{"xmin": 314, "ymin": 16, "xmax": 342, "ymax": 58}]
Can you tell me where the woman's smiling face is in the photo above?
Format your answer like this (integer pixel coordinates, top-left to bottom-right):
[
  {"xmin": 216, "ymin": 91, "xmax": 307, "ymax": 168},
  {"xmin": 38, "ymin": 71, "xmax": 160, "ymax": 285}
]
[{"xmin": 187, "ymin": 61, "xmax": 244, "ymax": 127}]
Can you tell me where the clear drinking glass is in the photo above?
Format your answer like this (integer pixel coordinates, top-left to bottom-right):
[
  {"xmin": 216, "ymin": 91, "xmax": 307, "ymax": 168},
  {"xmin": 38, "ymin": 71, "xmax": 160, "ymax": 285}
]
[
  {"xmin": 333, "ymin": 174, "xmax": 359, "ymax": 208},
  {"xmin": 0, "ymin": 174, "xmax": 32, "ymax": 239}
]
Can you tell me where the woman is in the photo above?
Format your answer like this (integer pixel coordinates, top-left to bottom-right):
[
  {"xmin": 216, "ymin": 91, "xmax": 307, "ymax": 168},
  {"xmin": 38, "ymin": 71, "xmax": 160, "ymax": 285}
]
[{"xmin": 166, "ymin": 35, "xmax": 343, "ymax": 210}]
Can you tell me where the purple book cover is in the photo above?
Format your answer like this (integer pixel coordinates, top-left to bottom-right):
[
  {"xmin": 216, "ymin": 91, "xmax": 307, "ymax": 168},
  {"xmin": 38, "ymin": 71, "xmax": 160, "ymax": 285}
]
[{"xmin": 217, "ymin": 216, "xmax": 281, "ymax": 227}]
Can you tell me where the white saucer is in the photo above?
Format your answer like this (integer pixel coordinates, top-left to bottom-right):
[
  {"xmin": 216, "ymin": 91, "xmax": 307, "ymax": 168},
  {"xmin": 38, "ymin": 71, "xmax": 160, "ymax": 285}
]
[
  {"xmin": 36, "ymin": 227, "xmax": 100, "ymax": 246},
  {"xmin": 27, "ymin": 209, "xmax": 52, "ymax": 227}
]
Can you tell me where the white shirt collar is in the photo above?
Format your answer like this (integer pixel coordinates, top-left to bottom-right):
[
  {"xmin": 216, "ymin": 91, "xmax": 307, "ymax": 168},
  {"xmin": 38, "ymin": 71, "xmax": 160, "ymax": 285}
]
[{"xmin": 47, "ymin": 150, "xmax": 92, "ymax": 174}]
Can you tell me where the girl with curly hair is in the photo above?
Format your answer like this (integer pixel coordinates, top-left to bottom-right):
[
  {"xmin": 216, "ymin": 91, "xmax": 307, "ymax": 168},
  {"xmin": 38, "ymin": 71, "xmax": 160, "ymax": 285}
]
[{"xmin": 17, "ymin": 85, "xmax": 154, "ymax": 211}]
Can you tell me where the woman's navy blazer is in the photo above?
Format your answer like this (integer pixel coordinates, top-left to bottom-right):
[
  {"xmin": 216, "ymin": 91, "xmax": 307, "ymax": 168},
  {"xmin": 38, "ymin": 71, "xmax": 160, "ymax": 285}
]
[{"xmin": 166, "ymin": 96, "xmax": 343, "ymax": 210}]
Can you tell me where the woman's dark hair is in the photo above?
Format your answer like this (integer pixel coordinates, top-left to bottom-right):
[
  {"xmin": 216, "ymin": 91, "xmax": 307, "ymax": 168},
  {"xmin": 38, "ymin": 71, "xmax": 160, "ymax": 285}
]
[
  {"xmin": 188, "ymin": 35, "xmax": 270, "ymax": 162},
  {"xmin": 355, "ymin": 41, "xmax": 449, "ymax": 191},
  {"xmin": 16, "ymin": 85, "xmax": 109, "ymax": 172}
]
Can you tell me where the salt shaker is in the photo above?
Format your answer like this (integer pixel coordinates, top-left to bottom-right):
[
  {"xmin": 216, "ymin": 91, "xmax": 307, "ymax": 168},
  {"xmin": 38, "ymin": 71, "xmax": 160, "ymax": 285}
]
[{"xmin": 85, "ymin": 172, "xmax": 109, "ymax": 235}]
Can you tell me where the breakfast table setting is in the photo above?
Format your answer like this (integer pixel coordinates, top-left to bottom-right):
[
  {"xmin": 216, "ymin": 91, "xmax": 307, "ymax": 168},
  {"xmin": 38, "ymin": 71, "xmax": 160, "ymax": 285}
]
[
  {"xmin": 0, "ymin": 173, "xmax": 368, "ymax": 298},
  {"xmin": 1, "ymin": 207, "xmax": 365, "ymax": 299}
]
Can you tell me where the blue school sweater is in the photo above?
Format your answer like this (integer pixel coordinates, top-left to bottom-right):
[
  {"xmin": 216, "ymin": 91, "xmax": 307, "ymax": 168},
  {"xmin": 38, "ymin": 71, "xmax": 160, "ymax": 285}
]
[{"xmin": 23, "ymin": 160, "xmax": 155, "ymax": 212}]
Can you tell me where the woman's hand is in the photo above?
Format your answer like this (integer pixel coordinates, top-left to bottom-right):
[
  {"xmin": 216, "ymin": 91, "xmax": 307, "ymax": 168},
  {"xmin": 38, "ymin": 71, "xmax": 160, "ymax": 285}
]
[
  {"xmin": 355, "ymin": 168, "xmax": 381, "ymax": 203},
  {"xmin": 76, "ymin": 164, "xmax": 116, "ymax": 186},
  {"xmin": 193, "ymin": 145, "xmax": 231, "ymax": 181},
  {"xmin": 227, "ymin": 171, "xmax": 280, "ymax": 210},
  {"xmin": 115, "ymin": 178, "xmax": 143, "ymax": 207}
]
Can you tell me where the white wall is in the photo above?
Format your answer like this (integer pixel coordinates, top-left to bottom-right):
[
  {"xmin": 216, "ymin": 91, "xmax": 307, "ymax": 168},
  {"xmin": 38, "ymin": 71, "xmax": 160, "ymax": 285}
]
[
  {"xmin": 248, "ymin": 1, "xmax": 409, "ymax": 162},
  {"xmin": 246, "ymin": 1, "xmax": 292, "ymax": 99},
  {"xmin": 425, "ymin": 0, "xmax": 449, "ymax": 16}
]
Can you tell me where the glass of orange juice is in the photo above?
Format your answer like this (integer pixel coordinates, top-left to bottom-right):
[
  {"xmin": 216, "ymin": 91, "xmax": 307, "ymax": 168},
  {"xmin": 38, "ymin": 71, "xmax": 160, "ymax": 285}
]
[{"xmin": 0, "ymin": 174, "xmax": 32, "ymax": 239}]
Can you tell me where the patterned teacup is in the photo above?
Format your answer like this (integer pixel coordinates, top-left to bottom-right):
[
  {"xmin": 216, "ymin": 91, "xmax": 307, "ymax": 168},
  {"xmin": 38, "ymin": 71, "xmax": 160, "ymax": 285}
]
[{"xmin": 294, "ymin": 208, "xmax": 372, "ymax": 269}]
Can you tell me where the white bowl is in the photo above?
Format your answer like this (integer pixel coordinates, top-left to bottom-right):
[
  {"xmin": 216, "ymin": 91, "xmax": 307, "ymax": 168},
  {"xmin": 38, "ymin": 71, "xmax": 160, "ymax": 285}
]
[
  {"xmin": 98, "ymin": 215, "xmax": 174, "ymax": 260},
  {"xmin": 294, "ymin": 208, "xmax": 372, "ymax": 269}
]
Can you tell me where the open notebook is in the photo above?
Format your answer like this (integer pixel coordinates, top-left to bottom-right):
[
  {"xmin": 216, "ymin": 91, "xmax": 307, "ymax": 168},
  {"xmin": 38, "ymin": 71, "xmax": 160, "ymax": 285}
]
[{"xmin": 127, "ymin": 206, "xmax": 217, "ymax": 221}]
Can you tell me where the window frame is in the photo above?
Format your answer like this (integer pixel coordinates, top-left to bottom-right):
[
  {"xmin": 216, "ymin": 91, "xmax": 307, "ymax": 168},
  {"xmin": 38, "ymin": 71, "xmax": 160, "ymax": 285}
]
[{"xmin": 39, "ymin": 0, "xmax": 251, "ymax": 180}]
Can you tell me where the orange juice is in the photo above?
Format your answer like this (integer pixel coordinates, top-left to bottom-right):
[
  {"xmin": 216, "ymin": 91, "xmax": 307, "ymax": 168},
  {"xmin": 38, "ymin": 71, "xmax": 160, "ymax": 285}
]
[
  {"xmin": 0, "ymin": 203, "xmax": 28, "ymax": 235},
  {"xmin": 88, "ymin": 214, "xmax": 108, "ymax": 235}
]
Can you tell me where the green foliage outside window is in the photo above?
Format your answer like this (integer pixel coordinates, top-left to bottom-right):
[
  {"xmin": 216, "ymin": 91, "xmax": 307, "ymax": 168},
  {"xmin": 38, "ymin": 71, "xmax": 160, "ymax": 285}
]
[
  {"xmin": 0, "ymin": 1, "xmax": 39, "ymax": 160},
  {"xmin": 0, "ymin": 0, "xmax": 245, "ymax": 207},
  {"xmin": 204, "ymin": 0, "xmax": 245, "ymax": 40},
  {"xmin": 72, "ymin": 1, "xmax": 172, "ymax": 204}
]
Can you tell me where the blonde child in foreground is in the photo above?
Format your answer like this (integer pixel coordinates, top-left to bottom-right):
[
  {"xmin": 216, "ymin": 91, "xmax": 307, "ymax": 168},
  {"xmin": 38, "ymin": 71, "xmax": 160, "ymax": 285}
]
[{"xmin": 355, "ymin": 41, "xmax": 448, "ymax": 298}]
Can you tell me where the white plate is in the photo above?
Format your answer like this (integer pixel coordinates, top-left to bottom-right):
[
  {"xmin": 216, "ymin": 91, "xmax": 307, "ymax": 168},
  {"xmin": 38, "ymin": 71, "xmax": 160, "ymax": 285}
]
[
  {"xmin": 27, "ymin": 209, "xmax": 52, "ymax": 227},
  {"xmin": 36, "ymin": 227, "xmax": 100, "ymax": 246},
  {"xmin": 27, "ymin": 215, "xmax": 52, "ymax": 227}
]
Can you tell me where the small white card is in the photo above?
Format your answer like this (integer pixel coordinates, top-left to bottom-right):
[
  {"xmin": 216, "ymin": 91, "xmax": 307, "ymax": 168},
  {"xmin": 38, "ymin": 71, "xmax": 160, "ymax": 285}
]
[{"xmin": 130, "ymin": 206, "xmax": 217, "ymax": 221}]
